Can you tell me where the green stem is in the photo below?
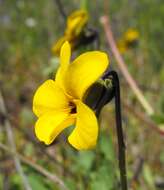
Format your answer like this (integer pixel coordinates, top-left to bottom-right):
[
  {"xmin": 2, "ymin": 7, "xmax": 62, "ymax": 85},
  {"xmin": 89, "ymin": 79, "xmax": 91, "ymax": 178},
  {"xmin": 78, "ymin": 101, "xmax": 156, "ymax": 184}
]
[{"xmin": 80, "ymin": 0, "xmax": 88, "ymax": 10}]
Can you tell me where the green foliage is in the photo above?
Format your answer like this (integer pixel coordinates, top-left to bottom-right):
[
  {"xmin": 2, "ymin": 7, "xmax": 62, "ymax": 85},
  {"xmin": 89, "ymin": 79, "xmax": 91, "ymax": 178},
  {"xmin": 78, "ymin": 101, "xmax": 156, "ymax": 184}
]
[
  {"xmin": 159, "ymin": 151, "xmax": 164, "ymax": 163},
  {"xmin": 10, "ymin": 173, "xmax": 23, "ymax": 190},
  {"xmin": 99, "ymin": 134, "xmax": 115, "ymax": 162},
  {"xmin": 65, "ymin": 178, "xmax": 77, "ymax": 190},
  {"xmin": 0, "ymin": 175, "xmax": 3, "ymax": 189},
  {"xmin": 76, "ymin": 151, "xmax": 95, "ymax": 173},
  {"xmin": 90, "ymin": 164, "xmax": 115, "ymax": 190},
  {"xmin": 143, "ymin": 165, "xmax": 155, "ymax": 189},
  {"xmin": 28, "ymin": 174, "xmax": 51, "ymax": 190},
  {"xmin": 151, "ymin": 114, "xmax": 164, "ymax": 125}
]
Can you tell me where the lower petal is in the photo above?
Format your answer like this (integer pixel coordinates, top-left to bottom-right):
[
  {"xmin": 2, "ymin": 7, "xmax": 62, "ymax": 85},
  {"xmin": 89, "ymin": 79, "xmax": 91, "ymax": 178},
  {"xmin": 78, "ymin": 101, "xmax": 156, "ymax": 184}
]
[
  {"xmin": 68, "ymin": 100, "xmax": 98, "ymax": 150},
  {"xmin": 35, "ymin": 112, "xmax": 75, "ymax": 145}
]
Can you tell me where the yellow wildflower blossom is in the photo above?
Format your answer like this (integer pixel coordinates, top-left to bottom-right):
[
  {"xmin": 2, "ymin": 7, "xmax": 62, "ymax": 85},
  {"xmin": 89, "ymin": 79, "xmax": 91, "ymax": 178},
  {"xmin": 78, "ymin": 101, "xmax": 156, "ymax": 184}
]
[
  {"xmin": 124, "ymin": 28, "xmax": 139, "ymax": 43},
  {"xmin": 52, "ymin": 10, "xmax": 88, "ymax": 55},
  {"xmin": 118, "ymin": 28, "xmax": 139, "ymax": 53},
  {"xmin": 33, "ymin": 41, "xmax": 109, "ymax": 150}
]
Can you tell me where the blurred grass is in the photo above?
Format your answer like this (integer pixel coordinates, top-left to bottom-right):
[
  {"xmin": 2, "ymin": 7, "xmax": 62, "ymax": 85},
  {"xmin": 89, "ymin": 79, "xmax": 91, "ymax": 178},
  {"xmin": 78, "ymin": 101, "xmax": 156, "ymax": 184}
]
[{"xmin": 0, "ymin": 0, "xmax": 164, "ymax": 189}]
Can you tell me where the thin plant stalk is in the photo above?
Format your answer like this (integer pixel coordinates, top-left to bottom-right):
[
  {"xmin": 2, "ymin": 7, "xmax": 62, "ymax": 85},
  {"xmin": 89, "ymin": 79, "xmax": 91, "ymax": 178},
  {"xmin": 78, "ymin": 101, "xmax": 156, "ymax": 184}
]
[
  {"xmin": 102, "ymin": 71, "xmax": 128, "ymax": 190},
  {"xmin": 80, "ymin": 0, "xmax": 88, "ymax": 10},
  {"xmin": 111, "ymin": 71, "xmax": 128, "ymax": 190}
]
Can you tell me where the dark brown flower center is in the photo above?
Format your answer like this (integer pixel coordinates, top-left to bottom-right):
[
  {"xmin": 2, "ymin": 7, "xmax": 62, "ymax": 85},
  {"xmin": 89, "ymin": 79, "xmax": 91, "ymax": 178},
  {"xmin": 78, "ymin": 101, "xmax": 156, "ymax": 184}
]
[{"xmin": 69, "ymin": 101, "xmax": 77, "ymax": 114}]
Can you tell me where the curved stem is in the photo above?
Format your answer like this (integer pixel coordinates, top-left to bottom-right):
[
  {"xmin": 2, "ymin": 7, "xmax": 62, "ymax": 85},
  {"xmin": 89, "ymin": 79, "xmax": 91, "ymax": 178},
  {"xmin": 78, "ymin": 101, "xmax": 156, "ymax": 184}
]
[
  {"xmin": 104, "ymin": 71, "xmax": 128, "ymax": 190},
  {"xmin": 100, "ymin": 16, "xmax": 154, "ymax": 116},
  {"xmin": 113, "ymin": 71, "xmax": 128, "ymax": 190}
]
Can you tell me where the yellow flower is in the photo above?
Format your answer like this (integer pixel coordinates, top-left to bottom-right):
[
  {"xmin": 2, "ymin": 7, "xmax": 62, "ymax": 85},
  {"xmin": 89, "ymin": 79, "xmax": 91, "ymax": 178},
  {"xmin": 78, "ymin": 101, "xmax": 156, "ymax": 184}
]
[
  {"xmin": 124, "ymin": 28, "xmax": 139, "ymax": 43},
  {"xmin": 117, "ymin": 28, "xmax": 139, "ymax": 53},
  {"xmin": 33, "ymin": 41, "xmax": 109, "ymax": 150},
  {"xmin": 52, "ymin": 10, "xmax": 88, "ymax": 55}
]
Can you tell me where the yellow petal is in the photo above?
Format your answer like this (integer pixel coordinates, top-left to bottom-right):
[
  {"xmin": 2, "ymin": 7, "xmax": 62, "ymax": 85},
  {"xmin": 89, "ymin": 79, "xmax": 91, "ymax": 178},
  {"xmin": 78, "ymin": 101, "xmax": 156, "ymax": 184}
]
[
  {"xmin": 33, "ymin": 80, "xmax": 69, "ymax": 117},
  {"xmin": 68, "ymin": 100, "xmax": 98, "ymax": 150},
  {"xmin": 35, "ymin": 112, "xmax": 75, "ymax": 145},
  {"xmin": 124, "ymin": 28, "xmax": 139, "ymax": 42},
  {"xmin": 64, "ymin": 51, "xmax": 109, "ymax": 99},
  {"xmin": 55, "ymin": 41, "xmax": 71, "ymax": 87},
  {"xmin": 66, "ymin": 9, "xmax": 88, "ymax": 37},
  {"xmin": 60, "ymin": 41, "xmax": 71, "ymax": 70},
  {"xmin": 52, "ymin": 36, "xmax": 67, "ymax": 56}
]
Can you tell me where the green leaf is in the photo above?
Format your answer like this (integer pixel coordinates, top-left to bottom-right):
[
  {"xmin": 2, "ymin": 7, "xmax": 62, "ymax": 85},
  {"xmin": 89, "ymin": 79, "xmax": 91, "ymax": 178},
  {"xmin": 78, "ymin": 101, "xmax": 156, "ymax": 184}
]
[
  {"xmin": 0, "ymin": 175, "xmax": 2, "ymax": 189},
  {"xmin": 24, "ymin": 143, "xmax": 34, "ymax": 157},
  {"xmin": 28, "ymin": 174, "xmax": 51, "ymax": 190},
  {"xmin": 90, "ymin": 164, "xmax": 115, "ymax": 190},
  {"xmin": 75, "ymin": 151, "xmax": 95, "ymax": 174},
  {"xmin": 151, "ymin": 113, "xmax": 164, "ymax": 124},
  {"xmin": 65, "ymin": 178, "xmax": 76, "ymax": 190},
  {"xmin": 99, "ymin": 134, "xmax": 115, "ymax": 162},
  {"xmin": 160, "ymin": 151, "xmax": 164, "ymax": 163},
  {"xmin": 10, "ymin": 173, "xmax": 23, "ymax": 190},
  {"xmin": 143, "ymin": 164, "xmax": 155, "ymax": 189}
]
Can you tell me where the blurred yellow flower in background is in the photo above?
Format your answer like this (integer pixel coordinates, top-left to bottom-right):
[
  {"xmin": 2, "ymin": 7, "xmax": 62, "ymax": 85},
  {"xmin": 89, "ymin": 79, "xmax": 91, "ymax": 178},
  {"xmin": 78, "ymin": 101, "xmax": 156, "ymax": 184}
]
[
  {"xmin": 33, "ymin": 41, "xmax": 109, "ymax": 150},
  {"xmin": 117, "ymin": 28, "xmax": 139, "ymax": 53},
  {"xmin": 52, "ymin": 10, "xmax": 88, "ymax": 55}
]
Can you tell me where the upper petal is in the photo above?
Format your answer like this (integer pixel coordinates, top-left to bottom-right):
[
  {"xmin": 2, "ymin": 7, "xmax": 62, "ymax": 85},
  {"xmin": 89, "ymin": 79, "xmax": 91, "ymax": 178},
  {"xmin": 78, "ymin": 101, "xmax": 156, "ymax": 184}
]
[
  {"xmin": 33, "ymin": 80, "xmax": 69, "ymax": 117},
  {"xmin": 35, "ymin": 112, "xmax": 76, "ymax": 145},
  {"xmin": 60, "ymin": 41, "xmax": 71, "ymax": 71},
  {"xmin": 55, "ymin": 41, "xmax": 71, "ymax": 88},
  {"xmin": 64, "ymin": 51, "xmax": 109, "ymax": 99},
  {"xmin": 68, "ymin": 100, "xmax": 98, "ymax": 150}
]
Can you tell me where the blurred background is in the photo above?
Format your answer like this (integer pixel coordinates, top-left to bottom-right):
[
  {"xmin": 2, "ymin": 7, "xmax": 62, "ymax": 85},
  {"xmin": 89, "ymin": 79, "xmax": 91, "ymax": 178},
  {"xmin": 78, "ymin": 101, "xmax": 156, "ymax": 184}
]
[{"xmin": 0, "ymin": 0, "xmax": 164, "ymax": 189}]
